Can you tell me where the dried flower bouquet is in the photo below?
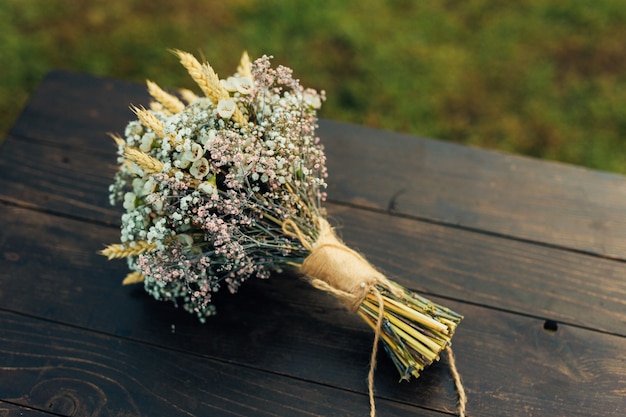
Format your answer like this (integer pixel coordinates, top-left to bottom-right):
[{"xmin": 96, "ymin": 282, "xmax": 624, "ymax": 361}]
[{"xmin": 102, "ymin": 50, "xmax": 463, "ymax": 397}]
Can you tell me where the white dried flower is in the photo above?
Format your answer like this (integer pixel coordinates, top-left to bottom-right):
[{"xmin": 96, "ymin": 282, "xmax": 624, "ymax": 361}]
[
  {"xmin": 220, "ymin": 77, "xmax": 238, "ymax": 92},
  {"xmin": 235, "ymin": 77, "xmax": 254, "ymax": 95},
  {"xmin": 183, "ymin": 142, "xmax": 204, "ymax": 162},
  {"xmin": 197, "ymin": 181, "xmax": 217, "ymax": 195},
  {"xmin": 217, "ymin": 98, "xmax": 236, "ymax": 119},
  {"xmin": 190, "ymin": 157, "xmax": 210, "ymax": 179}
]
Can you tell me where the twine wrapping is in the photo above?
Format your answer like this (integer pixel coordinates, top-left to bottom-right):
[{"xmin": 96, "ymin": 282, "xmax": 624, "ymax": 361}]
[{"xmin": 287, "ymin": 217, "xmax": 403, "ymax": 310}]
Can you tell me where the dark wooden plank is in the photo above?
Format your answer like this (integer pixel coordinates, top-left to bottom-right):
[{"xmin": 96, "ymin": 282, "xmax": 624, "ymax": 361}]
[
  {"xmin": 318, "ymin": 119, "xmax": 626, "ymax": 260},
  {"xmin": 1, "ymin": 312, "xmax": 442, "ymax": 417},
  {"xmin": 2, "ymin": 139, "xmax": 625, "ymax": 335},
  {"xmin": 0, "ymin": 136, "xmax": 118, "ymax": 224},
  {"xmin": 1, "ymin": 204, "xmax": 625, "ymax": 416},
  {"xmin": 9, "ymin": 70, "xmax": 626, "ymax": 258},
  {"xmin": 8, "ymin": 70, "xmax": 149, "ymax": 151}
]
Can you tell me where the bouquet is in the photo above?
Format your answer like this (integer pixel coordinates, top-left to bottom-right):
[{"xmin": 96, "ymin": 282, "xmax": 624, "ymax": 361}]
[{"xmin": 102, "ymin": 50, "xmax": 464, "ymax": 416}]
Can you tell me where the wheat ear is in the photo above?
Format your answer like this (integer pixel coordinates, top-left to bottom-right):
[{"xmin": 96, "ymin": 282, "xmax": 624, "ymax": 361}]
[
  {"xmin": 178, "ymin": 88, "xmax": 199, "ymax": 104},
  {"xmin": 122, "ymin": 271, "xmax": 145, "ymax": 285},
  {"xmin": 173, "ymin": 49, "xmax": 226, "ymax": 103},
  {"xmin": 173, "ymin": 49, "xmax": 247, "ymax": 126},
  {"xmin": 131, "ymin": 105, "xmax": 165, "ymax": 138},
  {"xmin": 100, "ymin": 241, "xmax": 157, "ymax": 260},
  {"xmin": 124, "ymin": 147, "xmax": 164, "ymax": 174},
  {"xmin": 237, "ymin": 51, "xmax": 253, "ymax": 80},
  {"xmin": 147, "ymin": 80, "xmax": 185, "ymax": 114},
  {"xmin": 108, "ymin": 133, "xmax": 126, "ymax": 147}
]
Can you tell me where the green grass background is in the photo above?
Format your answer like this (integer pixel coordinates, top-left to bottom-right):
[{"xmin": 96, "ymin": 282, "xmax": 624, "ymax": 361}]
[{"xmin": 3, "ymin": 0, "xmax": 626, "ymax": 172}]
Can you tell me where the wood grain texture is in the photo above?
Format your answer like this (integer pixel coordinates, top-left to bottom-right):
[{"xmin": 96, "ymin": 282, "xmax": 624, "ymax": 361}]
[
  {"xmin": 9, "ymin": 70, "xmax": 626, "ymax": 258},
  {"xmin": 0, "ymin": 136, "xmax": 118, "ymax": 224},
  {"xmin": 1, "ymin": 312, "xmax": 448, "ymax": 417},
  {"xmin": 0, "ymin": 402, "xmax": 55, "ymax": 417},
  {"xmin": 9, "ymin": 70, "xmax": 148, "ymax": 151},
  {"xmin": 318, "ymin": 120, "xmax": 626, "ymax": 259},
  {"xmin": 1, "ymin": 204, "xmax": 625, "ymax": 416},
  {"xmin": 1, "ymin": 137, "xmax": 625, "ymax": 335}
]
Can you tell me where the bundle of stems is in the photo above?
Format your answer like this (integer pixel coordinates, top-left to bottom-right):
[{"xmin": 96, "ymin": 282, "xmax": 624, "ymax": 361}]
[{"xmin": 360, "ymin": 283, "xmax": 462, "ymax": 380}]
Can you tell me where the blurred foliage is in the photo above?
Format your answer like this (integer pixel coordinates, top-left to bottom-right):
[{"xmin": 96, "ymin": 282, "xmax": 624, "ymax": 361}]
[{"xmin": 2, "ymin": 0, "xmax": 626, "ymax": 172}]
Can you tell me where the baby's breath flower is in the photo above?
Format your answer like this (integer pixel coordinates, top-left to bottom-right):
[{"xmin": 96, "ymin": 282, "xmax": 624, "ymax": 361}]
[{"xmin": 123, "ymin": 192, "xmax": 136, "ymax": 210}]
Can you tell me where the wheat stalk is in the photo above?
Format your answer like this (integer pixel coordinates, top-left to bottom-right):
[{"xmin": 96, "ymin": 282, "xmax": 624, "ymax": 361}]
[
  {"xmin": 173, "ymin": 49, "xmax": 247, "ymax": 126},
  {"xmin": 178, "ymin": 88, "xmax": 199, "ymax": 104},
  {"xmin": 237, "ymin": 51, "xmax": 253, "ymax": 79},
  {"xmin": 124, "ymin": 147, "xmax": 165, "ymax": 174},
  {"xmin": 122, "ymin": 271, "xmax": 145, "ymax": 285},
  {"xmin": 173, "ymin": 49, "xmax": 226, "ymax": 103},
  {"xmin": 147, "ymin": 80, "xmax": 185, "ymax": 114},
  {"xmin": 100, "ymin": 241, "xmax": 157, "ymax": 260},
  {"xmin": 131, "ymin": 105, "xmax": 165, "ymax": 138}
]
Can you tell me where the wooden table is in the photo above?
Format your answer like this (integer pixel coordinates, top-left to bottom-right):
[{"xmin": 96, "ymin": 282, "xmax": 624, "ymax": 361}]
[{"xmin": 1, "ymin": 70, "xmax": 625, "ymax": 417}]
